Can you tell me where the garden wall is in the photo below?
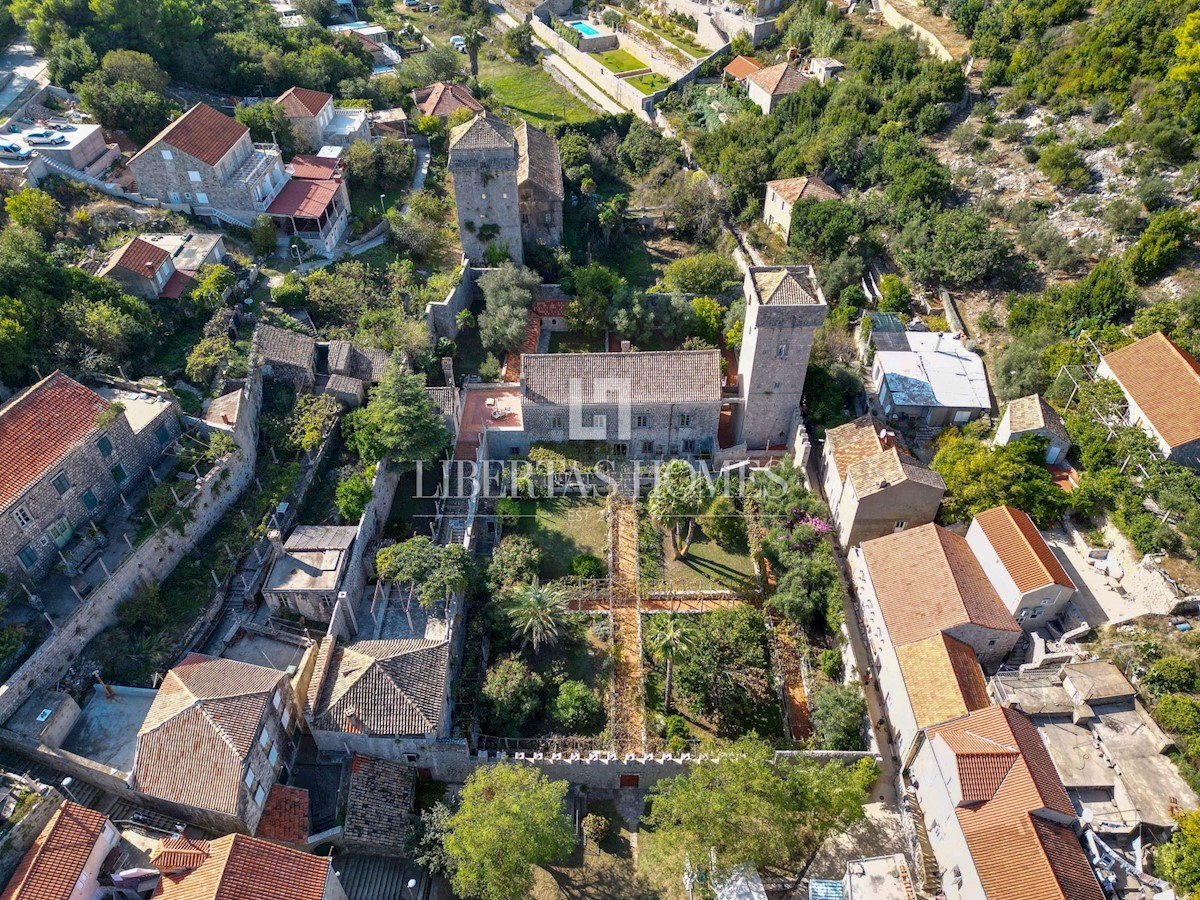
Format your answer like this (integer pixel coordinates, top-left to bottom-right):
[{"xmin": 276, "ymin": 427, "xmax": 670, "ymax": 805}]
[
  {"xmin": 531, "ymin": 18, "xmax": 659, "ymax": 120},
  {"xmin": 424, "ymin": 260, "xmax": 472, "ymax": 340},
  {"xmin": 0, "ymin": 788, "xmax": 63, "ymax": 887},
  {"xmin": 878, "ymin": 0, "xmax": 955, "ymax": 61},
  {"xmin": 337, "ymin": 460, "xmax": 402, "ymax": 631}
]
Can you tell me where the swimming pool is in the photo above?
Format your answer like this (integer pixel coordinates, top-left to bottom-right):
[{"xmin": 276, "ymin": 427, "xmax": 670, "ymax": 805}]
[{"xmin": 570, "ymin": 21, "xmax": 600, "ymax": 36}]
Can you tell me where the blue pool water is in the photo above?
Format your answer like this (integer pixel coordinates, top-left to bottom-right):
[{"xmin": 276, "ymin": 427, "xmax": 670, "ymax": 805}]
[{"xmin": 571, "ymin": 21, "xmax": 600, "ymax": 36}]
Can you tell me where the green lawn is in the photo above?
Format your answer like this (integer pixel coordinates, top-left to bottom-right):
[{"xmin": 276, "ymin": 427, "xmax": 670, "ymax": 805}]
[
  {"xmin": 514, "ymin": 497, "xmax": 609, "ymax": 579},
  {"xmin": 626, "ymin": 72, "xmax": 672, "ymax": 95},
  {"xmin": 658, "ymin": 530, "xmax": 756, "ymax": 593},
  {"xmin": 548, "ymin": 332, "xmax": 606, "ymax": 353},
  {"xmin": 593, "ymin": 47, "xmax": 648, "ymax": 74},
  {"xmin": 348, "ymin": 243, "xmax": 403, "ymax": 270}
]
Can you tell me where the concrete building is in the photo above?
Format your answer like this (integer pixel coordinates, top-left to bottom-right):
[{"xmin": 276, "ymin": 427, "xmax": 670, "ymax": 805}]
[
  {"xmin": 910, "ymin": 706, "xmax": 1104, "ymax": 900},
  {"xmin": 762, "ymin": 175, "xmax": 838, "ymax": 241},
  {"xmin": 97, "ymin": 232, "xmax": 226, "ymax": 300},
  {"xmin": 277, "ymin": 87, "xmax": 370, "ymax": 151},
  {"xmin": 871, "ymin": 332, "xmax": 991, "ymax": 426},
  {"xmin": 736, "ymin": 267, "xmax": 827, "ymax": 450},
  {"xmin": 992, "ymin": 659, "xmax": 1200, "ymax": 835},
  {"xmin": 20, "ymin": 123, "xmax": 116, "ymax": 178},
  {"xmin": 128, "ymin": 103, "xmax": 288, "ymax": 229},
  {"xmin": 131, "ymin": 654, "xmax": 298, "ymax": 835},
  {"xmin": 806, "ymin": 56, "xmax": 844, "ymax": 83},
  {"xmin": 0, "ymin": 372, "xmax": 180, "ymax": 586},
  {"xmin": 821, "ymin": 415, "xmax": 945, "ymax": 550},
  {"xmin": 808, "ymin": 854, "xmax": 916, "ymax": 900},
  {"xmin": 746, "ymin": 62, "xmax": 810, "ymax": 113},
  {"xmin": 150, "ymin": 833, "xmax": 347, "ymax": 900},
  {"xmin": 261, "ymin": 525, "xmax": 359, "ymax": 622},
  {"xmin": 993, "ymin": 394, "xmax": 1070, "ymax": 464},
  {"xmin": 966, "ymin": 506, "xmax": 1075, "ymax": 629},
  {"xmin": 448, "ymin": 113, "xmax": 562, "ymax": 266},
  {"xmin": 411, "ymin": 81, "xmax": 484, "ymax": 121},
  {"xmin": 0, "ymin": 802, "xmax": 120, "ymax": 900},
  {"xmin": 309, "ymin": 637, "xmax": 452, "ymax": 758},
  {"xmin": 1097, "ymin": 331, "xmax": 1200, "ymax": 468},
  {"xmin": 852, "ymin": 523, "xmax": 1022, "ymax": 674}
]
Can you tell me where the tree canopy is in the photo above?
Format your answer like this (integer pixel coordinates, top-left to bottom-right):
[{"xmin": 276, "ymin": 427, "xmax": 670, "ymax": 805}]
[
  {"xmin": 478, "ymin": 263, "xmax": 541, "ymax": 353},
  {"xmin": 374, "ymin": 535, "xmax": 469, "ymax": 606},
  {"xmin": 341, "ymin": 358, "xmax": 450, "ymax": 467},
  {"xmin": 931, "ymin": 431, "xmax": 1069, "ymax": 527}
]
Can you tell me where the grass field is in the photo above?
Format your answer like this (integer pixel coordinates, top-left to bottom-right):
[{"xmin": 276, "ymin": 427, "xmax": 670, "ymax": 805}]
[
  {"xmin": 626, "ymin": 72, "xmax": 672, "ymax": 95},
  {"xmin": 593, "ymin": 47, "xmax": 648, "ymax": 74},
  {"xmin": 515, "ymin": 497, "xmax": 609, "ymax": 579},
  {"xmin": 658, "ymin": 531, "xmax": 756, "ymax": 593}
]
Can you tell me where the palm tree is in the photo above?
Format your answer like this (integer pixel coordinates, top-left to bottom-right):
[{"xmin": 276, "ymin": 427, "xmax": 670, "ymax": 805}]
[
  {"xmin": 464, "ymin": 27, "xmax": 484, "ymax": 80},
  {"xmin": 648, "ymin": 459, "xmax": 711, "ymax": 559},
  {"xmin": 644, "ymin": 613, "xmax": 694, "ymax": 713},
  {"xmin": 506, "ymin": 578, "xmax": 570, "ymax": 651}
]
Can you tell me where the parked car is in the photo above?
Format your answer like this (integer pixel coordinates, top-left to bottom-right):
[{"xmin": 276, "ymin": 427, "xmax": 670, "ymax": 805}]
[
  {"xmin": 25, "ymin": 130, "xmax": 66, "ymax": 146},
  {"xmin": 404, "ymin": 0, "xmax": 420, "ymax": 6},
  {"xmin": 0, "ymin": 141, "xmax": 32, "ymax": 160}
]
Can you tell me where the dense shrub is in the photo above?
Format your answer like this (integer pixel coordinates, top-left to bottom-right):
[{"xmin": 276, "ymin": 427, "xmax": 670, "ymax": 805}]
[
  {"xmin": 1157, "ymin": 694, "xmax": 1200, "ymax": 736},
  {"xmin": 1125, "ymin": 209, "xmax": 1194, "ymax": 284},
  {"xmin": 551, "ymin": 680, "xmax": 604, "ymax": 733},
  {"xmin": 1145, "ymin": 656, "xmax": 1198, "ymax": 695},
  {"xmin": 570, "ymin": 554, "xmax": 605, "ymax": 579},
  {"xmin": 810, "ymin": 684, "xmax": 866, "ymax": 751}
]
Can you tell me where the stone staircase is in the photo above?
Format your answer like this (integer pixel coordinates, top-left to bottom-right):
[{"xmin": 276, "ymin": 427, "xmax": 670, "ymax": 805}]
[
  {"xmin": 195, "ymin": 205, "xmax": 252, "ymax": 229},
  {"xmin": 904, "ymin": 787, "xmax": 939, "ymax": 891}
]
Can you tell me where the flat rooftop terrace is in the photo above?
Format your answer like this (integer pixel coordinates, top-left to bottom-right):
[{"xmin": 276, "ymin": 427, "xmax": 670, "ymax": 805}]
[
  {"xmin": 62, "ymin": 685, "xmax": 156, "ymax": 773},
  {"xmin": 456, "ymin": 386, "xmax": 522, "ymax": 459},
  {"xmin": 220, "ymin": 626, "xmax": 312, "ymax": 672},
  {"xmin": 94, "ymin": 384, "xmax": 173, "ymax": 433}
]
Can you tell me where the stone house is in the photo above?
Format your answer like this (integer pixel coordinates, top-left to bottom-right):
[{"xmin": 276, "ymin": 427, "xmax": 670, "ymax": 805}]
[
  {"xmin": 910, "ymin": 706, "xmax": 1104, "ymax": 900},
  {"xmin": 0, "ymin": 372, "xmax": 180, "ymax": 586},
  {"xmin": 871, "ymin": 331, "xmax": 992, "ymax": 426},
  {"xmin": 821, "ymin": 415, "xmax": 945, "ymax": 550},
  {"xmin": 253, "ymin": 324, "xmax": 317, "ymax": 390},
  {"xmin": 308, "ymin": 637, "xmax": 452, "ymax": 760},
  {"xmin": 761, "ymin": 175, "xmax": 838, "ymax": 241},
  {"xmin": 151, "ymin": 833, "xmax": 348, "ymax": 900},
  {"xmin": 277, "ymin": 87, "xmax": 370, "ymax": 151},
  {"xmin": 2, "ymin": 802, "xmax": 121, "ymax": 900},
  {"xmin": 411, "ymin": 81, "xmax": 484, "ymax": 121},
  {"xmin": 98, "ymin": 232, "xmax": 226, "ymax": 300},
  {"xmin": 131, "ymin": 654, "xmax": 299, "ymax": 836},
  {"xmin": 993, "ymin": 394, "xmax": 1070, "ymax": 464},
  {"xmin": 806, "ymin": 56, "xmax": 844, "ymax": 83},
  {"xmin": 851, "ymin": 523, "xmax": 1023, "ymax": 674},
  {"xmin": 128, "ymin": 103, "xmax": 288, "ymax": 229},
  {"xmin": 736, "ymin": 266, "xmax": 827, "ymax": 450},
  {"xmin": 1097, "ymin": 331, "xmax": 1200, "ymax": 468},
  {"xmin": 448, "ymin": 113, "xmax": 563, "ymax": 266},
  {"xmin": 746, "ymin": 62, "xmax": 810, "ymax": 113},
  {"xmin": 965, "ymin": 505, "xmax": 1075, "ymax": 629},
  {"xmin": 261, "ymin": 525, "xmax": 359, "ymax": 622},
  {"xmin": 516, "ymin": 350, "xmax": 724, "ymax": 459}
]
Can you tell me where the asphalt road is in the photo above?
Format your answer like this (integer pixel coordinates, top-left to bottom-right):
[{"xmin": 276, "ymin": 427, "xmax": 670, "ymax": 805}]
[{"xmin": 0, "ymin": 35, "xmax": 49, "ymax": 120}]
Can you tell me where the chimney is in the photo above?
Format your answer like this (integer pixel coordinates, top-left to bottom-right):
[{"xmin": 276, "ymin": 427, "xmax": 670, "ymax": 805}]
[
  {"xmin": 441, "ymin": 356, "xmax": 455, "ymax": 387},
  {"xmin": 221, "ymin": 412, "xmax": 232, "ymax": 425},
  {"xmin": 345, "ymin": 706, "xmax": 366, "ymax": 734},
  {"xmin": 620, "ymin": 340, "xmax": 631, "ymax": 352},
  {"xmin": 267, "ymin": 529, "xmax": 284, "ymax": 558}
]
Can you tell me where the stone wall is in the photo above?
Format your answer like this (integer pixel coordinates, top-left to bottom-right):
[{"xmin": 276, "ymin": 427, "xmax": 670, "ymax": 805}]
[
  {"xmin": 0, "ymin": 423, "xmax": 259, "ymax": 726},
  {"xmin": 878, "ymin": 0, "xmax": 955, "ymax": 61},
  {"xmin": 0, "ymin": 788, "xmax": 64, "ymax": 887},
  {"xmin": 531, "ymin": 19, "xmax": 659, "ymax": 120},
  {"xmin": 337, "ymin": 460, "xmax": 401, "ymax": 627},
  {"xmin": 424, "ymin": 262, "xmax": 473, "ymax": 340}
]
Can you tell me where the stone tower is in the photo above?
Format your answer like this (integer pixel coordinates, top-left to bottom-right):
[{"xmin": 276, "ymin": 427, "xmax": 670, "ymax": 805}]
[
  {"xmin": 736, "ymin": 266, "xmax": 828, "ymax": 450},
  {"xmin": 447, "ymin": 113, "xmax": 524, "ymax": 266}
]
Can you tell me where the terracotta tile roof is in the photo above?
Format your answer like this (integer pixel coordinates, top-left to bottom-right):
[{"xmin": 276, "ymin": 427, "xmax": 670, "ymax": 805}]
[
  {"xmin": 412, "ymin": 82, "xmax": 483, "ymax": 119},
  {"xmin": 286, "ymin": 155, "xmax": 341, "ymax": 180},
  {"xmin": 765, "ymin": 175, "xmax": 840, "ymax": 205},
  {"xmin": 973, "ymin": 506, "xmax": 1074, "ymax": 594},
  {"xmin": 151, "ymin": 834, "xmax": 333, "ymax": 900},
  {"xmin": 130, "ymin": 103, "xmax": 247, "ymax": 168},
  {"xmin": 111, "ymin": 237, "xmax": 172, "ymax": 275},
  {"xmin": 133, "ymin": 654, "xmax": 286, "ymax": 816},
  {"xmin": 860, "ymin": 523, "xmax": 1021, "ymax": 646},
  {"xmin": 523, "ymin": 350, "xmax": 721, "ymax": 406},
  {"xmin": 515, "ymin": 121, "xmax": 564, "ymax": 201},
  {"xmin": 426, "ymin": 386, "xmax": 456, "ymax": 416},
  {"xmin": 314, "ymin": 640, "xmax": 449, "ymax": 736},
  {"xmin": 751, "ymin": 267, "xmax": 821, "ymax": 305},
  {"xmin": 150, "ymin": 840, "xmax": 212, "ymax": 872},
  {"xmin": 343, "ymin": 755, "xmax": 416, "ymax": 853},
  {"xmin": 1102, "ymin": 332, "xmax": 1200, "ymax": 449},
  {"xmin": 894, "ymin": 632, "xmax": 989, "ymax": 731},
  {"xmin": 160, "ymin": 270, "xmax": 194, "ymax": 300},
  {"xmin": 0, "ymin": 371, "xmax": 109, "ymax": 513},
  {"xmin": 926, "ymin": 707, "xmax": 1102, "ymax": 900},
  {"xmin": 1005, "ymin": 394, "xmax": 1069, "ymax": 445},
  {"xmin": 256, "ymin": 784, "xmax": 310, "ymax": 844},
  {"xmin": 845, "ymin": 446, "xmax": 945, "ymax": 498},
  {"xmin": 533, "ymin": 298, "xmax": 568, "ymax": 317},
  {"xmin": 277, "ymin": 87, "xmax": 332, "ymax": 119},
  {"xmin": 724, "ymin": 54, "xmax": 763, "ymax": 79},
  {"xmin": 0, "ymin": 802, "xmax": 109, "ymax": 900},
  {"xmin": 266, "ymin": 178, "xmax": 340, "ymax": 219},
  {"xmin": 747, "ymin": 62, "xmax": 810, "ymax": 96},
  {"xmin": 449, "ymin": 112, "xmax": 513, "ymax": 152}
]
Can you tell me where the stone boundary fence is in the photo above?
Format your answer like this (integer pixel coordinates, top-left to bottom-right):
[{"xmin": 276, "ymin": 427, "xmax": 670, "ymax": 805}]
[{"xmin": 424, "ymin": 259, "xmax": 473, "ymax": 339}]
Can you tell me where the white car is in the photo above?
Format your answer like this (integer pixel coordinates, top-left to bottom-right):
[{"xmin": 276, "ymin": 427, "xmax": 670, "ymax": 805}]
[
  {"xmin": 25, "ymin": 130, "xmax": 66, "ymax": 146},
  {"xmin": 0, "ymin": 141, "xmax": 32, "ymax": 160}
]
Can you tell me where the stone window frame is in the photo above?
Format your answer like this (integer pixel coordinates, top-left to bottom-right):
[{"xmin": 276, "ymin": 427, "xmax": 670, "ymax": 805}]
[
  {"xmin": 16, "ymin": 545, "xmax": 37, "ymax": 571},
  {"xmin": 682, "ymin": 439, "xmax": 695, "ymax": 453},
  {"xmin": 51, "ymin": 471, "xmax": 72, "ymax": 496},
  {"xmin": 81, "ymin": 489, "xmax": 99, "ymax": 513},
  {"xmin": 110, "ymin": 463, "xmax": 128, "ymax": 485},
  {"xmin": 244, "ymin": 769, "xmax": 256, "ymax": 790},
  {"xmin": 155, "ymin": 423, "xmax": 172, "ymax": 446},
  {"xmin": 679, "ymin": 414, "xmax": 691, "ymax": 427},
  {"xmin": 96, "ymin": 434, "xmax": 114, "ymax": 457},
  {"xmin": 13, "ymin": 506, "xmax": 32, "ymax": 530},
  {"xmin": 160, "ymin": 149, "xmax": 173, "ymax": 160},
  {"xmin": 254, "ymin": 784, "xmax": 267, "ymax": 807},
  {"xmin": 550, "ymin": 415, "xmax": 564, "ymax": 429},
  {"xmin": 641, "ymin": 440, "xmax": 653, "ymax": 454},
  {"xmin": 188, "ymin": 170, "xmax": 202, "ymax": 183},
  {"xmin": 635, "ymin": 415, "xmax": 648, "ymax": 429}
]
